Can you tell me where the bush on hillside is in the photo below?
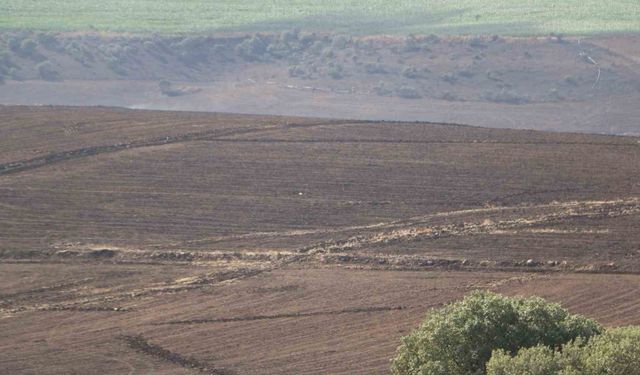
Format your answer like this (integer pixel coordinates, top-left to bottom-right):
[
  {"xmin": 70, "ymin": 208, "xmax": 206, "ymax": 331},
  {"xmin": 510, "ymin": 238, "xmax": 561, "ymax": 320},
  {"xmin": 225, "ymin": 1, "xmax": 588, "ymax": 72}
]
[
  {"xmin": 37, "ymin": 61, "xmax": 60, "ymax": 81},
  {"xmin": 396, "ymin": 85, "xmax": 422, "ymax": 99},
  {"xmin": 483, "ymin": 89, "xmax": 530, "ymax": 105},
  {"xmin": 235, "ymin": 35, "xmax": 268, "ymax": 62},
  {"xmin": 364, "ymin": 62, "xmax": 387, "ymax": 74},
  {"xmin": 8, "ymin": 67, "xmax": 24, "ymax": 81},
  {"xmin": 8, "ymin": 36, "xmax": 22, "ymax": 52},
  {"xmin": 327, "ymin": 64, "xmax": 344, "ymax": 79},
  {"xmin": 0, "ymin": 51, "xmax": 13, "ymax": 72},
  {"xmin": 487, "ymin": 326, "xmax": 640, "ymax": 375},
  {"xmin": 390, "ymin": 291, "xmax": 602, "ymax": 375},
  {"xmin": 402, "ymin": 66, "xmax": 425, "ymax": 79},
  {"xmin": 37, "ymin": 32, "xmax": 62, "ymax": 52},
  {"xmin": 176, "ymin": 36, "xmax": 209, "ymax": 65},
  {"xmin": 18, "ymin": 39, "xmax": 45, "ymax": 61}
]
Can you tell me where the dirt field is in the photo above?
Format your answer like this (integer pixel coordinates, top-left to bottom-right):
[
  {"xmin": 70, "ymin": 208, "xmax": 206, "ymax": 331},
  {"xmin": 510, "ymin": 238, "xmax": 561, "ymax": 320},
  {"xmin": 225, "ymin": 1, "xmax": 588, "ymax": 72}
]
[{"xmin": 1, "ymin": 105, "xmax": 640, "ymax": 374}]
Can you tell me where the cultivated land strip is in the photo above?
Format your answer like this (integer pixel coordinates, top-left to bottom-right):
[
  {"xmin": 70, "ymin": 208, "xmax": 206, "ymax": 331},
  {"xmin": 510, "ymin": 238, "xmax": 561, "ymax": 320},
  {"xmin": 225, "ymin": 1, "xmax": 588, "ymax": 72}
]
[{"xmin": 1, "ymin": 118, "xmax": 637, "ymax": 177}]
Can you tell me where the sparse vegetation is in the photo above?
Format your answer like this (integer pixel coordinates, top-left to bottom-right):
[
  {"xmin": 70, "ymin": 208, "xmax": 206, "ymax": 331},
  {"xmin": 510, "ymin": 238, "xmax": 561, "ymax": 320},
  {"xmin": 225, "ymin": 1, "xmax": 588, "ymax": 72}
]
[
  {"xmin": 373, "ymin": 81, "xmax": 392, "ymax": 96},
  {"xmin": 19, "ymin": 39, "xmax": 38, "ymax": 57},
  {"xmin": 364, "ymin": 62, "xmax": 387, "ymax": 74},
  {"xmin": 36, "ymin": 32, "xmax": 62, "ymax": 51},
  {"xmin": 396, "ymin": 85, "xmax": 422, "ymax": 99},
  {"xmin": 235, "ymin": 35, "xmax": 268, "ymax": 62},
  {"xmin": 441, "ymin": 73, "xmax": 458, "ymax": 84},
  {"xmin": 402, "ymin": 66, "xmax": 428, "ymax": 79},
  {"xmin": 37, "ymin": 61, "xmax": 59, "ymax": 81},
  {"xmin": 327, "ymin": 64, "xmax": 344, "ymax": 79},
  {"xmin": 484, "ymin": 89, "xmax": 530, "ymax": 104},
  {"xmin": 564, "ymin": 75, "xmax": 579, "ymax": 86},
  {"xmin": 8, "ymin": 36, "xmax": 22, "ymax": 52},
  {"xmin": 176, "ymin": 36, "xmax": 209, "ymax": 65}
]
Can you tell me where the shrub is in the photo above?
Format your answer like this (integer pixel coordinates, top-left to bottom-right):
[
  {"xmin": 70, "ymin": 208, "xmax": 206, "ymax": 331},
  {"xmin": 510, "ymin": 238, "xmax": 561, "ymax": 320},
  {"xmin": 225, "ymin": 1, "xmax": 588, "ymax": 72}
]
[
  {"xmin": 483, "ymin": 90, "xmax": 530, "ymax": 104},
  {"xmin": 402, "ymin": 66, "xmax": 425, "ymax": 79},
  {"xmin": 442, "ymin": 92, "xmax": 460, "ymax": 101},
  {"xmin": 64, "ymin": 41, "xmax": 94, "ymax": 65},
  {"xmin": 396, "ymin": 85, "xmax": 422, "ymax": 99},
  {"xmin": 267, "ymin": 40, "xmax": 292, "ymax": 59},
  {"xmin": 305, "ymin": 40, "xmax": 324, "ymax": 55},
  {"xmin": 327, "ymin": 64, "xmax": 344, "ymax": 79},
  {"xmin": 0, "ymin": 51, "xmax": 13, "ymax": 69},
  {"xmin": 235, "ymin": 35, "xmax": 268, "ymax": 62},
  {"xmin": 403, "ymin": 34, "xmax": 421, "ymax": 52},
  {"xmin": 8, "ymin": 67, "xmax": 24, "ymax": 81},
  {"xmin": 486, "ymin": 327, "xmax": 640, "ymax": 375},
  {"xmin": 37, "ymin": 33, "xmax": 62, "ymax": 51},
  {"xmin": 176, "ymin": 36, "xmax": 208, "ymax": 65},
  {"xmin": 106, "ymin": 57, "xmax": 127, "ymax": 76},
  {"xmin": 469, "ymin": 37, "xmax": 487, "ymax": 48},
  {"xmin": 390, "ymin": 291, "xmax": 602, "ymax": 375},
  {"xmin": 288, "ymin": 64, "xmax": 306, "ymax": 78},
  {"xmin": 564, "ymin": 75, "xmax": 579, "ymax": 86},
  {"xmin": 158, "ymin": 80, "xmax": 181, "ymax": 96},
  {"xmin": 373, "ymin": 81, "xmax": 392, "ymax": 96},
  {"xmin": 8, "ymin": 36, "xmax": 22, "ymax": 52},
  {"xmin": 441, "ymin": 73, "xmax": 458, "ymax": 84},
  {"xmin": 330, "ymin": 35, "xmax": 349, "ymax": 50},
  {"xmin": 19, "ymin": 39, "xmax": 39, "ymax": 57},
  {"xmin": 457, "ymin": 69, "xmax": 475, "ymax": 79},
  {"xmin": 364, "ymin": 62, "xmax": 387, "ymax": 74},
  {"xmin": 37, "ymin": 61, "xmax": 60, "ymax": 81}
]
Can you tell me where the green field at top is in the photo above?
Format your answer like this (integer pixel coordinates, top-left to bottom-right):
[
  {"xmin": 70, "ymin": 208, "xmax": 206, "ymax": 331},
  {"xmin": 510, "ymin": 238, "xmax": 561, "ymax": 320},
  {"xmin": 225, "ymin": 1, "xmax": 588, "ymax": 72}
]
[{"xmin": 0, "ymin": 0, "xmax": 639, "ymax": 36}]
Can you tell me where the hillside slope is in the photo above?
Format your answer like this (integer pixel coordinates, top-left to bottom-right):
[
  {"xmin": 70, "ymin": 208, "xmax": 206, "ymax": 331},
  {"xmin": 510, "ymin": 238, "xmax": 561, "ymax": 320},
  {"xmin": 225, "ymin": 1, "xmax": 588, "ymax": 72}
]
[{"xmin": 1, "ymin": 106, "xmax": 640, "ymax": 374}]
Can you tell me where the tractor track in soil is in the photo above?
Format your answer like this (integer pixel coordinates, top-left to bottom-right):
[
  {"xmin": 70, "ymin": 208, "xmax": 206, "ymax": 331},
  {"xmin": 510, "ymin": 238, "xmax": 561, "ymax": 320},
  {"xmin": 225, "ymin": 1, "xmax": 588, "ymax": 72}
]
[
  {"xmin": 157, "ymin": 306, "xmax": 406, "ymax": 325},
  {"xmin": 120, "ymin": 334, "xmax": 234, "ymax": 375}
]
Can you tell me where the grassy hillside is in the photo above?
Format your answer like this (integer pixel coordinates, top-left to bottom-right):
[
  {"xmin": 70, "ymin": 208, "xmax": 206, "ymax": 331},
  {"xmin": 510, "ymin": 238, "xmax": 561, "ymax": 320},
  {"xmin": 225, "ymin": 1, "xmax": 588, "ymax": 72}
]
[{"xmin": 1, "ymin": 0, "xmax": 638, "ymax": 35}]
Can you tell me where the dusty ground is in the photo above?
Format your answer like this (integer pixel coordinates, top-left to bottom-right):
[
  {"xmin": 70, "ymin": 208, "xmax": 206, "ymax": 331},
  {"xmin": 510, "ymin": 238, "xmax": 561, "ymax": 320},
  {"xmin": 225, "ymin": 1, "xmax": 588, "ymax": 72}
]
[{"xmin": 1, "ymin": 106, "xmax": 640, "ymax": 374}]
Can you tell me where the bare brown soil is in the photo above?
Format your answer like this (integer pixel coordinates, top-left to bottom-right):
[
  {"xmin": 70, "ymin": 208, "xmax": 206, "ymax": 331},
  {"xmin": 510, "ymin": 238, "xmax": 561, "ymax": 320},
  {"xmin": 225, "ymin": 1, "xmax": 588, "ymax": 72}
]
[{"xmin": 1, "ymin": 106, "xmax": 640, "ymax": 374}]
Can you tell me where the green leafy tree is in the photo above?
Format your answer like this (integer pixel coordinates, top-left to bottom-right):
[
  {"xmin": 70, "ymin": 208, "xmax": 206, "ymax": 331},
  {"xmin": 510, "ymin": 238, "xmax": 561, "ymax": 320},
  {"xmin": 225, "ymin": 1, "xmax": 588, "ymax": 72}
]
[
  {"xmin": 487, "ymin": 346, "xmax": 566, "ymax": 375},
  {"xmin": 580, "ymin": 326, "xmax": 640, "ymax": 374},
  {"xmin": 486, "ymin": 326, "xmax": 640, "ymax": 375},
  {"xmin": 391, "ymin": 291, "xmax": 602, "ymax": 375}
]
